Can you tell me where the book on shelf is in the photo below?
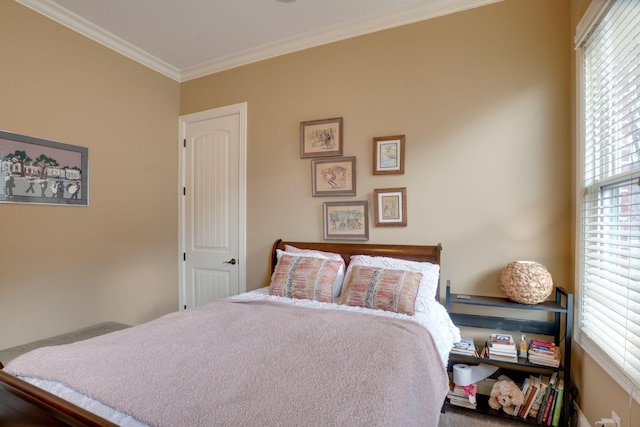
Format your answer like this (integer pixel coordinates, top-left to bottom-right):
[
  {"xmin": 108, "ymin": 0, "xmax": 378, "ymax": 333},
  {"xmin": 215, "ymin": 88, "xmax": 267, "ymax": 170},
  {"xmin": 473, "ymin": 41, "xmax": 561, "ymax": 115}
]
[
  {"xmin": 485, "ymin": 341, "xmax": 518, "ymax": 362},
  {"xmin": 446, "ymin": 382, "xmax": 477, "ymax": 409},
  {"xmin": 451, "ymin": 337, "xmax": 477, "ymax": 356},
  {"xmin": 503, "ymin": 372, "xmax": 563, "ymax": 423},
  {"xmin": 528, "ymin": 344, "xmax": 561, "ymax": 367},
  {"xmin": 518, "ymin": 377, "xmax": 534, "ymax": 418},
  {"xmin": 531, "ymin": 338, "xmax": 554, "ymax": 349},
  {"xmin": 537, "ymin": 372, "xmax": 558, "ymax": 424},
  {"xmin": 447, "ymin": 395, "xmax": 477, "ymax": 409},
  {"xmin": 513, "ymin": 376, "xmax": 531, "ymax": 416},
  {"xmin": 520, "ymin": 375, "xmax": 540, "ymax": 418},
  {"xmin": 489, "ymin": 333, "xmax": 516, "ymax": 350},
  {"xmin": 537, "ymin": 372, "xmax": 559, "ymax": 425},
  {"xmin": 528, "ymin": 375, "xmax": 549, "ymax": 419},
  {"xmin": 540, "ymin": 383, "xmax": 557, "ymax": 424},
  {"xmin": 551, "ymin": 379, "xmax": 564, "ymax": 426},
  {"xmin": 529, "ymin": 347, "xmax": 560, "ymax": 358},
  {"xmin": 487, "ymin": 352, "xmax": 518, "ymax": 363},
  {"xmin": 488, "ymin": 347, "xmax": 518, "ymax": 357},
  {"xmin": 529, "ymin": 356, "xmax": 560, "ymax": 368}
]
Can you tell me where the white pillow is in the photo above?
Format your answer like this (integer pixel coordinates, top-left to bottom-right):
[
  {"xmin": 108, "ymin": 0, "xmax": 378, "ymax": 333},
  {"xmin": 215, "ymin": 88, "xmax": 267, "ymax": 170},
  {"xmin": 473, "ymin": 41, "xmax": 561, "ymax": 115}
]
[
  {"xmin": 278, "ymin": 247, "xmax": 346, "ymax": 300},
  {"xmin": 344, "ymin": 254, "xmax": 440, "ymax": 314}
]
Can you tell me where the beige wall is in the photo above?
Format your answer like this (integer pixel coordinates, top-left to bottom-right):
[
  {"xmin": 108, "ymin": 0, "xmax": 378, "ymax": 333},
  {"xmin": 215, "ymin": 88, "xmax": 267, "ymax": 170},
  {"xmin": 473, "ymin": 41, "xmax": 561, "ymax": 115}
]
[
  {"xmin": 2, "ymin": 0, "xmax": 637, "ymax": 424},
  {"xmin": 182, "ymin": 0, "xmax": 573, "ymax": 297},
  {"xmin": 0, "ymin": 2, "xmax": 180, "ymax": 349}
]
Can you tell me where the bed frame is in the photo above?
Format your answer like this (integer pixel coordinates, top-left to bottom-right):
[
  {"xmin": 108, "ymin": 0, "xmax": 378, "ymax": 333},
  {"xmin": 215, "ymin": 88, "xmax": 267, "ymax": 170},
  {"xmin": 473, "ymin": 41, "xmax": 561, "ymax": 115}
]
[
  {"xmin": 0, "ymin": 239, "xmax": 442, "ymax": 426},
  {"xmin": 0, "ymin": 367, "xmax": 116, "ymax": 426}
]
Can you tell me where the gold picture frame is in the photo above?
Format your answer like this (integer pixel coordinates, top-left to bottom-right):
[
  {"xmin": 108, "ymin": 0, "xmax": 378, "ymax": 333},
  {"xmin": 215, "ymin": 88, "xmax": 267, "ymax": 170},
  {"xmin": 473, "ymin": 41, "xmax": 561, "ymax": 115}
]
[
  {"xmin": 300, "ymin": 117, "xmax": 343, "ymax": 158},
  {"xmin": 373, "ymin": 187, "xmax": 407, "ymax": 226},
  {"xmin": 372, "ymin": 135, "xmax": 405, "ymax": 175}
]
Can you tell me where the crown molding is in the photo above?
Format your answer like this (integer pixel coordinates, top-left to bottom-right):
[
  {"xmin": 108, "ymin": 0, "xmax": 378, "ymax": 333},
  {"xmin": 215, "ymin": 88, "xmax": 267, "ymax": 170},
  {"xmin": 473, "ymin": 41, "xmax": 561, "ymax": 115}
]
[
  {"xmin": 181, "ymin": 0, "xmax": 501, "ymax": 81},
  {"xmin": 16, "ymin": 0, "xmax": 181, "ymax": 81},
  {"xmin": 17, "ymin": 0, "xmax": 501, "ymax": 83}
]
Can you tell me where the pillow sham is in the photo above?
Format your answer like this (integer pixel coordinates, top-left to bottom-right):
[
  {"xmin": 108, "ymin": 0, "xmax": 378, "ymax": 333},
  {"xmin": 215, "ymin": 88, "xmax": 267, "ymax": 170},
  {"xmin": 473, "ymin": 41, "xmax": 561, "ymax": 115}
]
[
  {"xmin": 283, "ymin": 245, "xmax": 344, "ymax": 262},
  {"xmin": 344, "ymin": 254, "xmax": 440, "ymax": 314},
  {"xmin": 339, "ymin": 265, "xmax": 422, "ymax": 315},
  {"xmin": 282, "ymin": 245, "xmax": 345, "ymax": 299},
  {"xmin": 270, "ymin": 253, "xmax": 343, "ymax": 303}
]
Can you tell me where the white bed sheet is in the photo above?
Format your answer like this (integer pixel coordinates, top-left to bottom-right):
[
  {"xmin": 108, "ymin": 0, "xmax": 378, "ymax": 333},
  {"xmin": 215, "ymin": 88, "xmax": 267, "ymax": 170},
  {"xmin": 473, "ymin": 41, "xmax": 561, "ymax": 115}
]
[{"xmin": 17, "ymin": 288, "xmax": 460, "ymax": 426}]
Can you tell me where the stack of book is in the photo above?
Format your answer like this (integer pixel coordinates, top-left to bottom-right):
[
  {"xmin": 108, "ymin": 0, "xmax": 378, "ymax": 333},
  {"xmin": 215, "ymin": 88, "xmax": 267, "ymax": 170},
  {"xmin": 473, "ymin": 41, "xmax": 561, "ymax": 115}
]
[
  {"xmin": 486, "ymin": 333, "xmax": 518, "ymax": 362},
  {"xmin": 528, "ymin": 339, "xmax": 561, "ymax": 367},
  {"xmin": 451, "ymin": 337, "xmax": 478, "ymax": 356},
  {"xmin": 446, "ymin": 383, "xmax": 477, "ymax": 409},
  {"xmin": 512, "ymin": 372, "xmax": 565, "ymax": 426}
]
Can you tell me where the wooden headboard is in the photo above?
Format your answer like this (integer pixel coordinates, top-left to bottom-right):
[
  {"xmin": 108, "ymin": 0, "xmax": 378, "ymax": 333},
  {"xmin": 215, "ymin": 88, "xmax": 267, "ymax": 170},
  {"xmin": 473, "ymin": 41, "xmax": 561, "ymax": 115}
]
[{"xmin": 270, "ymin": 239, "xmax": 443, "ymax": 300}]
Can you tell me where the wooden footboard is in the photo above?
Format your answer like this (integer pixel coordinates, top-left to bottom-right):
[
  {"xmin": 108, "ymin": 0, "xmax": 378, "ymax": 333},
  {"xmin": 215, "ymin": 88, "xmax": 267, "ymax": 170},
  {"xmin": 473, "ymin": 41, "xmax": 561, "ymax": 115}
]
[{"xmin": 0, "ymin": 369, "xmax": 116, "ymax": 426}]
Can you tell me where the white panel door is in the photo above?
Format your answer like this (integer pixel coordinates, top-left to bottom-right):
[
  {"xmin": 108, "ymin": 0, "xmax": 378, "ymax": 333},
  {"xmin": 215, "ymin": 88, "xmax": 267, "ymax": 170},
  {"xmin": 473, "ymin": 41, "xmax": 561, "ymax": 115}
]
[{"xmin": 179, "ymin": 103, "xmax": 246, "ymax": 309}]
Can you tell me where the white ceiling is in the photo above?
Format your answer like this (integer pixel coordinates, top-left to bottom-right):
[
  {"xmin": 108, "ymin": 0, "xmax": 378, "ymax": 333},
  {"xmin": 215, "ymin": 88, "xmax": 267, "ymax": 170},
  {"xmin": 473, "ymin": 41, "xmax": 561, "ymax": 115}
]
[{"xmin": 17, "ymin": 0, "xmax": 500, "ymax": 82}]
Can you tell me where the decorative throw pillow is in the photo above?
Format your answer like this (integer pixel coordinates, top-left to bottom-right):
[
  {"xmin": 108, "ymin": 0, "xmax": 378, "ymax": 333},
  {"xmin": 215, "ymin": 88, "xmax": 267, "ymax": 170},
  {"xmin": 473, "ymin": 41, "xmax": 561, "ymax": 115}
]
[
  {"xmin": 282, "ymin": 246, "xmax": 346, "ymax": 300},
  {"xmin": 339, "ymin": 265, "xmax": 422, "ymax": 315},
  {"xmin": 270, "ymin": 253, "xmax": 342, "ymax": 303},
  {"xmin": 345, "ymin": 255, "xmax": 440, "ymax": 314}
]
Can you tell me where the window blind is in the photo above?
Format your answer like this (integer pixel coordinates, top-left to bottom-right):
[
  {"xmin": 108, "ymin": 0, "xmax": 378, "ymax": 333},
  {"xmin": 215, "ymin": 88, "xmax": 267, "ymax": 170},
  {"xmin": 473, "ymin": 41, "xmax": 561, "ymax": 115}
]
[{"xmin": 580, "ymin": 0, "xmax": 640, "ymax": 387}]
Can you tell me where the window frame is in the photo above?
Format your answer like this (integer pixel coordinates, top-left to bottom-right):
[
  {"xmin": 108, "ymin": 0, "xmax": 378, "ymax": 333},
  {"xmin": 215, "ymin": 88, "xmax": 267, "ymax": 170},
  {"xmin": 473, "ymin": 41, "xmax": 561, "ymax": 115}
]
[{"xmin": 575, "ymin": 0, "xmax": 640, "ymax": 402}]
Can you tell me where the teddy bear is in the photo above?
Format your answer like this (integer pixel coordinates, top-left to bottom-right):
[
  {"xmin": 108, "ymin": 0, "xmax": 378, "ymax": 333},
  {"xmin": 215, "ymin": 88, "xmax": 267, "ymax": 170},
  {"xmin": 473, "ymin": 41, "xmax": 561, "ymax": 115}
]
[{"xmin": 488, "ymin": 375, "xmax": 525, "ymax": 415}]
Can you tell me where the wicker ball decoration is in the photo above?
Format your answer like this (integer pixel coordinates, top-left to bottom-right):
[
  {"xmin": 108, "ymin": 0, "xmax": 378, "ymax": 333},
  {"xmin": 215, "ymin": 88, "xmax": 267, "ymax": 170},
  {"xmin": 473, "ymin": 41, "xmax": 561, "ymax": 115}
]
[{"xmin": 500, "ymin": 261, "xmax": 553, "ymax": 304}]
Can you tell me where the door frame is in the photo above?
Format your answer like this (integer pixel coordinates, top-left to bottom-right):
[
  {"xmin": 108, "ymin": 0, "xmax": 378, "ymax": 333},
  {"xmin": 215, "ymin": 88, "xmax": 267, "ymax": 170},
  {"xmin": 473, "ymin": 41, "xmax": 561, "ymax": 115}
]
[{"xmin": 178, "ymin": 102, "xmax": 247, "ymax": 310}]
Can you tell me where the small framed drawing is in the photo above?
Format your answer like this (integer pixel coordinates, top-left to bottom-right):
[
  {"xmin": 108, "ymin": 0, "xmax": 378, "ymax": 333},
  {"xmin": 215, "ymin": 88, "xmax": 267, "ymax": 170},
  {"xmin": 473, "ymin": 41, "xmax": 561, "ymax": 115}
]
[
  {"xmin": 372, "ymin": 135, "xmax": 405, "ymax": 175},
  {"xmin": 323, "ymin": 200, "xmax": 369, "ymax": 241},
  {"xmin": 0, "ymin": 130, "xmax": 88, "ymax": 206},
  {"xmin": 373, "ymin": 187, "xmax": 407, "ymax": 226},
  {"xmin": 312, "ymin": 156, "xmax": 356, "ymax": 196},
  {"xmin": 300, "ymin": 117, "xmax": 343, "ymax": 158}
]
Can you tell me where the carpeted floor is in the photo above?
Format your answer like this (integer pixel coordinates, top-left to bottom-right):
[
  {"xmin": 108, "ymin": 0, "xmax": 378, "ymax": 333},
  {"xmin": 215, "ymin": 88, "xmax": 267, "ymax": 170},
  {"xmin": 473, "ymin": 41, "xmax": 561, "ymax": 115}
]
[{"xmin": 1, "ymin": 322, "xmax": 524, "ymax": 426}]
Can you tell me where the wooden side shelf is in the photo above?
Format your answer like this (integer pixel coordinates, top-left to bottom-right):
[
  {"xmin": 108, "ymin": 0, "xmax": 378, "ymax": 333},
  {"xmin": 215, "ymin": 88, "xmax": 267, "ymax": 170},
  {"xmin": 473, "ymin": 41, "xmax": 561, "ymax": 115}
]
[{"xmin": 444, "ymin": 283, "xmax": 573, "ymax": 426}]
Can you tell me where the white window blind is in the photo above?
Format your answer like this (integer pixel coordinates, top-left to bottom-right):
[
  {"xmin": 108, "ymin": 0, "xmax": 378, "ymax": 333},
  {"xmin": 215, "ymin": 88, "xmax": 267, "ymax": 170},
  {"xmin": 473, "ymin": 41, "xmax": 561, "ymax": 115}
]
[{"xmin": 579, "ymin": 0, "xmax": 640, "ymax": 389}]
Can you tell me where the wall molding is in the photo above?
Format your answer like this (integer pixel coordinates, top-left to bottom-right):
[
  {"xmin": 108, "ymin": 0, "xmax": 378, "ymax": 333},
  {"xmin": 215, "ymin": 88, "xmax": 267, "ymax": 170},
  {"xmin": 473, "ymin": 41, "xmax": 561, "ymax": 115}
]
[
  {"xmin": 16, "ymin": 0, "xmax": 181, "ymax": 81},
  {"xmin": 17, "ymin": 0, "xmax": 502, "ymax": 82}
]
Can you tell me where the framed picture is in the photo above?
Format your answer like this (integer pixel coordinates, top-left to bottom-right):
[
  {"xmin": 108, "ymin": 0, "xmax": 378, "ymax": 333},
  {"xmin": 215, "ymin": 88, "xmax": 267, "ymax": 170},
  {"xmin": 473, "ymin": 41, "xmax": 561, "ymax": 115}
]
[
  {"xmin": 312, "ymin": 156, "xmax": 356, "ymax": 196},
  {"xmin": 0, "ymin": 130, "xmax": 88, "ymax": 206},
  {"xmin": 373, "ymin": 187, "xmax": 407, "ymax": 226},
  {"xmin": 323, "ymin": 201, "xmax": 369, "ymax": 241},
  {"xmin": 372, "ymin": 135, "xmax": 405, "ymax": 175},
  {"xmin": 300, "ymin": 117, "xmax": 343, "ymax": 158}
]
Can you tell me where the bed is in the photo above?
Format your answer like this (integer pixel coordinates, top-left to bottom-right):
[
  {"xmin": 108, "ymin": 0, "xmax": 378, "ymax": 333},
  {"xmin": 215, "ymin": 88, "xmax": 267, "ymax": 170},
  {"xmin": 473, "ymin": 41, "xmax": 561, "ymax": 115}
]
[{"xmin": 0, "ymin": 239, "xmax": 460, "ymax": 426}]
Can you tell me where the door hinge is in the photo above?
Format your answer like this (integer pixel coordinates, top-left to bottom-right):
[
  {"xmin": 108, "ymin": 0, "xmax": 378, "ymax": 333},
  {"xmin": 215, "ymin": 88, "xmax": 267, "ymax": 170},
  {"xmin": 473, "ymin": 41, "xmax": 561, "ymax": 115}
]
[
  {"xmin": 183, "ymin": 253, "xmax": 186, "ymax": 261},
  {"xmin": 183, "ymin": 187, "xmax": 186, "ymax": 196},
  {"xmin": 184, "ymin": 305, "xmax": 187, "ymax": 310},
  {"xmin": 183, "ymin": 138, "xmax": 186, "ymax": 148}
]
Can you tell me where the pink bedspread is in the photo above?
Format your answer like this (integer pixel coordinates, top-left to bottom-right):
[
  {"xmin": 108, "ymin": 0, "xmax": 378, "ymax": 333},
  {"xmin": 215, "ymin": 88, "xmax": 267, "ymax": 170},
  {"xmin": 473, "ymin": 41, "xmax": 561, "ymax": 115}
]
[{"xmin": 6, "ymin": 299, "xmax": 448, "ymax": 426}]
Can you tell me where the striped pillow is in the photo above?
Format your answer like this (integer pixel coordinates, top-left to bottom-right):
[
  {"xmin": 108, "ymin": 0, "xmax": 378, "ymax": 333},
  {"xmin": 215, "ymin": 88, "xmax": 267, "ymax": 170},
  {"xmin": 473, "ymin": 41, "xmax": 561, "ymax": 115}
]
[
  {"xmin": 339, "ymin": 265, "xmax": 422, "ymax": 315},
  {"xmin": 270, "ymin": 254, "xmax": 342, "ymax": 303}
]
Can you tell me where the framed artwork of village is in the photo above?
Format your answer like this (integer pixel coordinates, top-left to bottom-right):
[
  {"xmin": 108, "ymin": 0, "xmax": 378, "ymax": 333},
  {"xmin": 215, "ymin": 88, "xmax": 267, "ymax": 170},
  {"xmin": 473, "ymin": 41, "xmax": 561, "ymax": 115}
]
[{"xmin": 0, "ymin": 130, "xmax": 88, "ymax": 206}]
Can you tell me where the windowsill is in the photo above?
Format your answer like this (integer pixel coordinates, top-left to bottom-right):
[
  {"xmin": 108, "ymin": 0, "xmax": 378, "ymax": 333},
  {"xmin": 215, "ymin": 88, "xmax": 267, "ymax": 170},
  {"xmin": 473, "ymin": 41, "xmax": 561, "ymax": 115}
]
[{"xmin": 575, "ymin": 331, "xmax": 640, "ymax": 404}]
